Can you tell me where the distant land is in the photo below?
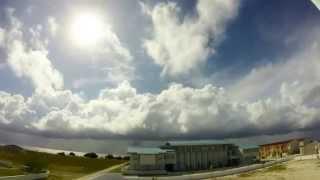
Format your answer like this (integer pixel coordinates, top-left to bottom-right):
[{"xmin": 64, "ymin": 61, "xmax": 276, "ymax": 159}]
[
  {"xmin": 0, "ymin": 143, "xmax": 121, "ymax": 157},
  {"xmin": 22, "ymin": 145, "xmax": 110, "ymax": 157}
]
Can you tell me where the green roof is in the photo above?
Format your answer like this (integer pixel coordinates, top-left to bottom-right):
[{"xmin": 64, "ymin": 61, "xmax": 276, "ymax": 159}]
[
  {"xmin": 127, "ymin": 147, "xmax": 172, "ymax": 154},
  {"xmin": 166, "ymin": 140, "xmax": 232, "ymax": 146},
  {"xmin": 238, "ymin": 144, "xmax": 259, "ymax": 149}
]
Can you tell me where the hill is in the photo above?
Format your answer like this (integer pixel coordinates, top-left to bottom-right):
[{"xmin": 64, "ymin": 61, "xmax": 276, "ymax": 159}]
[
  {"xmin": 1, "ymin": 145, "xmax": 24, "ymax": 152},
  {"xmin": 0, "ymin": 144, "xmax": 126, "ymax": 180}
]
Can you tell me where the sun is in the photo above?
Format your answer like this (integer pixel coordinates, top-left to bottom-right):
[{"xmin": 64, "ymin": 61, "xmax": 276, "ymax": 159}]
[{"xmin": 69, "ymin": 13, "xmax": 105, "ymax": 46}]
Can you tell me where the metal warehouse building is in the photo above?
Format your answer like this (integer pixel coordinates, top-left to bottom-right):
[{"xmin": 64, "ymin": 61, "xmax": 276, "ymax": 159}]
[{"xmin": 126, "ymin": 141, "xmax": 241, "ymax": 175}]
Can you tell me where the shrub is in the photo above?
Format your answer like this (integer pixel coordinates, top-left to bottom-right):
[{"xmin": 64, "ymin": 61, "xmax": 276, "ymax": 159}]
[
  {"xmin": 266, "ymin": 164, "xmax": 287, "ymax": 172},
  {"xmin": 69, "ymin": 152, "xmax": 76, "ymax": 156},
  {"xmin": 84, "ymin": 152, "xmax": 98, "ymax": 159},
  {"xmin": 57, "ymin": 152, "xmax": 66, "ymax": 156}
]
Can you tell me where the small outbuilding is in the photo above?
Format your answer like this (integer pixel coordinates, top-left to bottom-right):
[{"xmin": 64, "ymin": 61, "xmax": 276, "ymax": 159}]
[
  {"xmin": 126, "ymin": 147, "xmax": 175, "ymax": 175},
  {"xmin": 240, "ymin": 145, "xmax": 259, "ymax": 164},
  {"xmin": 299, "ymin": 140, "xmax": 320, "ymax": 155}
]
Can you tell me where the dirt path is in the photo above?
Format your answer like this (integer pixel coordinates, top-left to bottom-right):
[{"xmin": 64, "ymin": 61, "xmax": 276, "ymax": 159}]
[
  {"xmin": 213, "ymin": 159, "xmax": 320, "ymax": 180},
  {"xmin": 77, "ymin": 162, "xmax": 128, "ymax": 180}
]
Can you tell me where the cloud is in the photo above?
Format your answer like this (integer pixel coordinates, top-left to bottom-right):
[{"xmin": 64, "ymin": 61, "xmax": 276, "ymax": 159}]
[
  {"xmin": 1, "ymin": 3, "xmax": 320, "ymax": 141},
  {"xmin": 1, "ymin": 73, "xmax": 320, "ymax": 140},
  {"xmin": 311, "ymin": 0, "xmax": 320, "ymax": 10},
  {"xmin": 1, "ymin": 8, "xmax": 63, "ymax": 93},
  {"xmin": 47, "ymin": 17, "xmax": 58, "ymax": 36},
  {"xmin": 69, "ymin": 15, "xmax": 135, "ymax": 87},
  {"xmin": 0, "ymin": 28, "xmax": 4, "ymax": 46},
  {"xmin": 2, "ymin": 18, "xmax": 320, "ymax": 139},
  {"xmin": 229, "ymin": 41, "xmax": 320, "ymax": 102},
  {"xmin": 2, "ymin": 27, "xmax": 320, "ymax": 140},
  {"xmin": 143, "ymin": 0, "xmax": 239, "ymax": 77},
  {"xmin": 93, "ymin": 26, "xmax": 135, "ymax": 84}
]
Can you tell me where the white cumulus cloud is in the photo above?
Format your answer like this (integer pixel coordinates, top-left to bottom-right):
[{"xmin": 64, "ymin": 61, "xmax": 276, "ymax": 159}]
[
  {"xmin": 1, "ymin": 8, "xmax": 63, "ymax": 93},
  {"xmin": 143, "ymin": 0, "xmax": 239, "ymax": 77},
  {"xmin": 47, "ymin": 16, "xmax": 58, "ymax": 36},
  {"xmin": 1, "ymin": 3, "xmax": 320, "ymax": 141},
  {"xmin": 0, "ymin": 76, "xmax": 320, "ymax": 139}
]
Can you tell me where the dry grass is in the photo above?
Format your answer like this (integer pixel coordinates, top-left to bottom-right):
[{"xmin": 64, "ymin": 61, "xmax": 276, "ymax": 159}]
[
  {"xmin": 238, "ymin": 173, "xmax": 253, "ymax": 177},
  {"xmin": 237, "ymin": 164, "xmax": 287, "ymax": 178},
  {"xmin": 265, "ymin": 164, "xmax": 287, "ymax": 172},
  {"xmin": 237, "ymin": 169, "xmax": 262, "ymax": 178}
]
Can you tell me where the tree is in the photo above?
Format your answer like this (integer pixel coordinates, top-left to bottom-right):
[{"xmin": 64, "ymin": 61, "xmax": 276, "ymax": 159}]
[
  {"xmin": 84, "ymin": 152, "xmax": 98, "ymax": 158},
  {"xmin": 57, "ymin": 152, "xmax": 66, "ymax": 156},
  {"xmin": 69, "ymin": 152, "xmax": 76, "ymax": 156},
  {"xmin": 105, "ymin": 154, "xmax": 114, "ymax": 159},
  {"xmin": 123, "ymin": 156, "xmax": 130, "ymax": 160}
]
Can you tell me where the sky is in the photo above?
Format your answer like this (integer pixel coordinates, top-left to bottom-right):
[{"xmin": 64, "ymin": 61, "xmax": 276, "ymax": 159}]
[{"xmin": 1, "ymin": 0, "xmax": 320, "ymax": 153}]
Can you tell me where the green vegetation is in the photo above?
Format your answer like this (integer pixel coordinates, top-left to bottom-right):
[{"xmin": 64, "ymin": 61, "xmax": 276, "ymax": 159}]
[
  {"xmin": 24, "ymin": 154, "xmax": 48, "ymax": 173},
  {"xmin": 0, "ymin": 168, "xmax": 25, "ymax": 176},
  {"xmin": 105, "ymin": 154, "xmax": 114, "ymax": 159},
  {"xmin": 57, "ymin": 152, "xmax": 66, "ymax": 156},
  {"xmin": 0, "ymin": 145, "xmax": 127, "ymax": 180},
  {"xmin": 265, "ymin": 164, "xmax": 287, "ymax": 172},
  {"xmin": 83, "ymin": 152, "xmax": 98, "ymax": 158}
]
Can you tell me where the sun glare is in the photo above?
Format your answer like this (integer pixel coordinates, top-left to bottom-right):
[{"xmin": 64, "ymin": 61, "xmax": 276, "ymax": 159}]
[{"xmin": 69, "ymin": 13, "xmax": 105, "ymax": 46}]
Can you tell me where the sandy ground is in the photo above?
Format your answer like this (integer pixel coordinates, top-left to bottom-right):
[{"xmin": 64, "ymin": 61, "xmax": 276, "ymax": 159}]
[{"xmin": 211, "ymin": 159, "xmax": 320, "ymax": 180}]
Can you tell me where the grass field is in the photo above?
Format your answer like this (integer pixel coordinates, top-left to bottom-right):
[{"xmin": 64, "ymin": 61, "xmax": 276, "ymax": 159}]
[
  {"xmin": 0, "ymin": 168, "xmax": 26, "ymax": 176},
  {"xmin": 0, "ymin": 146, "xmax": 126, "ymax": 180}
]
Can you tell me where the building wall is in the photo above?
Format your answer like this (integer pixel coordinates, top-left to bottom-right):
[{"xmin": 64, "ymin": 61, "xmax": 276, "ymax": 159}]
[
  {"xmin": 128, "ymin": 153, "xmax": 166, "ymax": 171},
  {"xmin": 288, "ymin": 140, "xmax": 300, "ymax": 154},
  {"xmin": 241, "ymin": 147, "xmax": 259, "ymax": 164},
  {"xmin": 128, "ymin": 143, "xmax": 241, "ymax": 174},
  {"xmin": 260, "ymin": 142, "xmax": 290, "ymax": 160},
  {"xmin": 259, "ymin": 139, "xmax": 303, "ymax": 160},
  {"xmin": 164, "ymin": 151, "xmax": 176, "ymax": 164},
  {"xmin": 169, "ymin": 144, "xmax": 239, "ymax": 171},
  {"xmin": 300, "ymin": 141, "xmax": 319, "ymax": 155}
]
